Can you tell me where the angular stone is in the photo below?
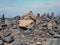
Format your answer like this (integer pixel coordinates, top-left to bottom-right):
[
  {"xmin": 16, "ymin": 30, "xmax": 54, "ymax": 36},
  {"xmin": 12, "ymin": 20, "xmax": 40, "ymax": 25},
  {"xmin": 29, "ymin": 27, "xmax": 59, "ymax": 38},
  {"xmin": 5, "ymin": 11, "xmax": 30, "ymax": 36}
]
[
  {"xmin": 2, "ymin": 29, "xmax": 12, "ymax": 37},
  {"xmin": 2, "ymin": 36, "xmax": 14, "ymax": 43}
]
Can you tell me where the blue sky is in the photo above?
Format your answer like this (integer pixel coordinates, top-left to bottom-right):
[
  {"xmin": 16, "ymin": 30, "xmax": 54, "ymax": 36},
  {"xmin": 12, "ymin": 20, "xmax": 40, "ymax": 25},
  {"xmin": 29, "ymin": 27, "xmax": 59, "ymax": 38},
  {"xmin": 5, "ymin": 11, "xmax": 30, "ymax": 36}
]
[{"xmin": 0, "ymin": 0, "xmax": 60, "ymax": 18}]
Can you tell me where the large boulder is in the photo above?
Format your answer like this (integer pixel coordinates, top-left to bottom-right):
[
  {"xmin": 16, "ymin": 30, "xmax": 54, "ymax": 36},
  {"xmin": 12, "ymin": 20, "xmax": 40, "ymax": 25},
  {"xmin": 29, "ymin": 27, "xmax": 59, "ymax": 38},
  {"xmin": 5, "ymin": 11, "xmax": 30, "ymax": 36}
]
[{"xmin": 19, "ymin": 20, "xmax": 34, "ymax": 29}]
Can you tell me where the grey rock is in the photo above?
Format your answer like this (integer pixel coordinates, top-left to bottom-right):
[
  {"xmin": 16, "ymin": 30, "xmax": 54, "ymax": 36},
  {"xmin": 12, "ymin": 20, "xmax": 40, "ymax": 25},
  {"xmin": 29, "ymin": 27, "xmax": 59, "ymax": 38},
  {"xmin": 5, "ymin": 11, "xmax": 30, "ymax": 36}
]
[
  {"xmin": 0, "ymin": 36, "xmax": 4, "ymax": 45},
  {"xmin": 0, "ymin": 40, "xmax": 4, "ymax": 45},
  {"xmin": 2, "ymin": 36, "xmax": 14, "ymax": 43},
  {"xmin": 2, "ymin": 30, "xmax": 12, "ymax": 37}
]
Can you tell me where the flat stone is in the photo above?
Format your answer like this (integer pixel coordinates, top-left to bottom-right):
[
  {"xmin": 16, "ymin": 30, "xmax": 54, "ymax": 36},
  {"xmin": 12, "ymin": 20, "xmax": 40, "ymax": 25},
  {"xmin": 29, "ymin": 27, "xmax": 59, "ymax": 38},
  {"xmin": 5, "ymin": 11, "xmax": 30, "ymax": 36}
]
[{"xmin": 2, "ymin": 36, "xmax": 14, "ymax": 43}]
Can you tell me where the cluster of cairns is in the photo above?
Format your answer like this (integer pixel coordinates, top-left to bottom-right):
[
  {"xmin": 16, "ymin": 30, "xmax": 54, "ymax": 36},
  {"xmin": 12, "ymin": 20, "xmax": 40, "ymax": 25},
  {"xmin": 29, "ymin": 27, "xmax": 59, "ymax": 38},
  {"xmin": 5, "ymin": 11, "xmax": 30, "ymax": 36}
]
[
  {"xmin": 18, "ymin": 11, "xmax": 60, "ymax": 38},
  {"xmin": 0, "ymin": 11, "xmax": 60, "ymax": 45}
]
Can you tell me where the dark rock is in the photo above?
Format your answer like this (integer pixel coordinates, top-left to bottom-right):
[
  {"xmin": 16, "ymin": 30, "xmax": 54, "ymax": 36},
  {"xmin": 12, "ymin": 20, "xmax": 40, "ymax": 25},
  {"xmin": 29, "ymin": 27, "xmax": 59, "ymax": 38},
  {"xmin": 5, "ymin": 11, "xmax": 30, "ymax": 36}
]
[
  {"xmin": 53, "ymin": 34, "xmax": 60, "ymax": 38},
  {"xmin": 49, "ymin": 30, "xmax": 55, "ymax": 36},
  {"xmin": 2, "ymin": 36, "xmax": 14, "ymax": 43},
  {"xmin": 1, "ymin": 14, "xmax": 5, "ymax": 20}
]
